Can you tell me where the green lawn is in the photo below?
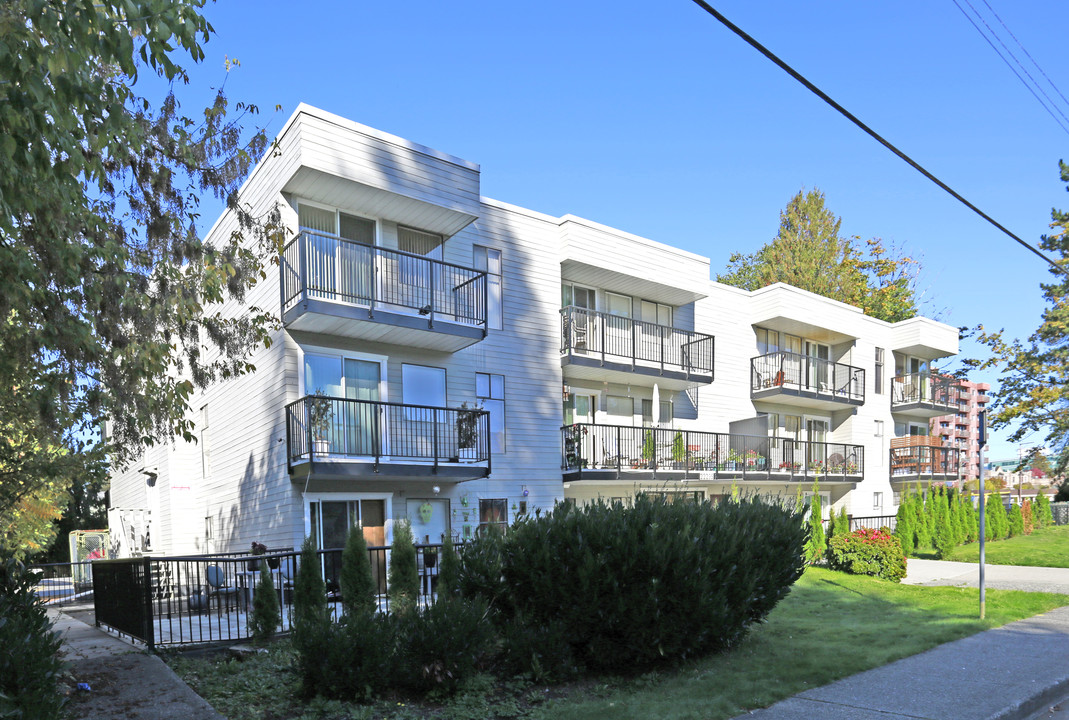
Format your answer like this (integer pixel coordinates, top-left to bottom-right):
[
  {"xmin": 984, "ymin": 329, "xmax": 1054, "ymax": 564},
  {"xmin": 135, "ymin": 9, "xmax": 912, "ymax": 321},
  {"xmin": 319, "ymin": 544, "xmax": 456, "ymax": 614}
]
[
  {"xmin": 941, "ymin": 525, "xmax": 1069, "ymax": 568},
  {"xmin": 168, "ymin": 568, "xmax": 1068, "ymax": 720}
]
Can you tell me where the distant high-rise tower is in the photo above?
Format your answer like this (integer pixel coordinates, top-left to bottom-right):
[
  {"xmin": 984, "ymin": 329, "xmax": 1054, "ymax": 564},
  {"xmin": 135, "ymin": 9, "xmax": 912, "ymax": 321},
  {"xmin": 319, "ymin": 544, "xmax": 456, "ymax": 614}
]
[{"xmin": 930, "ymin": 380, "xmax": 991, "ymax": 479}]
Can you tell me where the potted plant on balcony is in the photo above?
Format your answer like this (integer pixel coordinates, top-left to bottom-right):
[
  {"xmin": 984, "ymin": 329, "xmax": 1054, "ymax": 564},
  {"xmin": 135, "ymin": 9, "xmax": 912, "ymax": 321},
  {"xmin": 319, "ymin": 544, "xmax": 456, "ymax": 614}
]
[
  {"xmin": 641, "ymin": 429, "xmax": 656, "ymax": 469},
  {"xmin": 743, "ymin": 449, "xmax": 765, "ymax": 470},
  {"xmin": 455, "ymin": 402, "xmax": 483, "ymax": 462},
  {"xmin": 671, "ymin": 431, "xmax": 687, "ymax": 469},
  {"xmin": 307, "ymin": 389, "xmax": 332, "ymax": 456},
  {"xmin": 564, "ymin": 423, "xmax": 587, "ymax": 469},
  {"xmin": 778, "ymin": 460, "xmax": 801, "ymax": 473},
  {"xmin": 725, "ymin": 448, "xmax": 744, "ymax": 471}
]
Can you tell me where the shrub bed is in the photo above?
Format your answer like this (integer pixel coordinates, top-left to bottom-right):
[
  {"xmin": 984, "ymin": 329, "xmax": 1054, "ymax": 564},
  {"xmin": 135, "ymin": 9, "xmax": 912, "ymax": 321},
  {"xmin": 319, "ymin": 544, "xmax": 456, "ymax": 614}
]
[
  {"xmin": 827, "ymin": 527, "xmax": 907, "ymax": 582},
  {"xmin": 458, "ymin": 493, "xmax": 808, "ymax": 674}
]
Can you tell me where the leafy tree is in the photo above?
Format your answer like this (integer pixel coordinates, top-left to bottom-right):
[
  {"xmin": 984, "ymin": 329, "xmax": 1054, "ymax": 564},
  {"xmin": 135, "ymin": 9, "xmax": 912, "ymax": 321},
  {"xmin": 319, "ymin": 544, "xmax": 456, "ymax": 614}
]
[
  {"xmin": 717, "ymin": 188, "xmax": 920, "ymax": 322},
  {"xmin": 973, "ymin": 163, "xmax": 1069, "ymax": 473},
  {"xmin": 0, "ymin": 0, "xmax": 283, "ymax": 551},
  {"xmin": 340, "ymin": 525, "xmax": 376, "ymax": 619}
]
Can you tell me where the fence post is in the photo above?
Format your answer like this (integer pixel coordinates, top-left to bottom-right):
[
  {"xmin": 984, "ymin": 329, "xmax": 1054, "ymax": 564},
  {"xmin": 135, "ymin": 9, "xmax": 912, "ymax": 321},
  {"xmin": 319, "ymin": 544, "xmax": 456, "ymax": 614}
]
[{"xmin": 143, "ymin": 556, "xmax": 155, "ymax": 651}]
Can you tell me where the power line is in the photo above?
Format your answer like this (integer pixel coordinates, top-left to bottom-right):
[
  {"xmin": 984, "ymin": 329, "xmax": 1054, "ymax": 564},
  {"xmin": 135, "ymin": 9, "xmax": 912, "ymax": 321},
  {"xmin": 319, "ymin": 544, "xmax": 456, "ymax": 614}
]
[
  {"xmin": 981, "ymin": 0, "xmax": 1069, "ymax": 115},
  {"xmin": 952, "ymin": 0, "xmax": 1069, "ymax": 136},
  {"xmin": 688, "ymin": 0, "xmax": 1066, "ymax": 276}
]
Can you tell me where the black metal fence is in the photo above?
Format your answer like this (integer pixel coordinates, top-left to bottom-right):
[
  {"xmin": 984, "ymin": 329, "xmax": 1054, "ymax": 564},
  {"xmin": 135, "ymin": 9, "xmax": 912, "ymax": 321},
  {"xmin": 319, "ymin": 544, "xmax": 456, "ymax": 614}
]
[
  {"xmin": 562, "ymin": 423, "xmax": 864, "ymax": 482},
  {"xmin": 890, "ymin": 372, "xmax": 961, "ymax": 411},
  {"xmin": 28, "ymin": 560, "xmax": 97, "ymax": 606},
  {"xmin": 848, "ymin": 515, "xmax": 898, "ymax": 532},
  {"xmin": 285, "ymin": 396, "xmax": 491, "ymax": 467},
  {"xmin": 559, "ymin": 305, "xmax": 715, "ymax": 377},
  {"xmin": 282, "ymin": 231, "xmax": 487, "ymax": 327},
  {"xmin": 89, "ymin": 544, "xmax": 446, "ymax": 648},
  {"xmin": 751, "ymin": 351, "xmax": 865, "ymax": 403}
]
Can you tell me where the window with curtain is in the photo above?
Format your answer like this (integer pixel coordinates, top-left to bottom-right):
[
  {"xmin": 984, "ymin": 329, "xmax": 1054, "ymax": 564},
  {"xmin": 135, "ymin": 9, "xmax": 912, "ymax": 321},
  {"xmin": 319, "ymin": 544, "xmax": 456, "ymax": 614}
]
[{"xmin": 478, "ymin": 498, "xmax": 507, "ymax": 534}]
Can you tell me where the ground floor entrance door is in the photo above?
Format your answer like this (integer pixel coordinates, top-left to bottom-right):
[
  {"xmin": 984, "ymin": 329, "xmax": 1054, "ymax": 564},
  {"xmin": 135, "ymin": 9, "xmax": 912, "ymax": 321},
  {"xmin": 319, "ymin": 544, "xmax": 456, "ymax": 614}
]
[{"xmin": 308, "ymin": 496, "xmax": 388, "ymax": 593}]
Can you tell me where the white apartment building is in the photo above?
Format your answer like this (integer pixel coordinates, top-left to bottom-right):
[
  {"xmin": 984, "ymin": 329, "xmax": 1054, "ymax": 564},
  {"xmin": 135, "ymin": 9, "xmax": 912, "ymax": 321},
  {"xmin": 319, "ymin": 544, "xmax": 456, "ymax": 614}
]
[{"xmin": 107, "ymin": 105, "xmax": 959, "ymax": 557}]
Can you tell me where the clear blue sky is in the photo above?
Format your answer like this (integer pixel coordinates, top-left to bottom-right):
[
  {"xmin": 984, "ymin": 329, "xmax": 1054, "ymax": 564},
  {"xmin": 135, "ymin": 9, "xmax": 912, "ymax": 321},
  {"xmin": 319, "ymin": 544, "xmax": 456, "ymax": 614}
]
[{"xmin": 165, "ymin": 0, "xmax": 1069, "ymax": 461}]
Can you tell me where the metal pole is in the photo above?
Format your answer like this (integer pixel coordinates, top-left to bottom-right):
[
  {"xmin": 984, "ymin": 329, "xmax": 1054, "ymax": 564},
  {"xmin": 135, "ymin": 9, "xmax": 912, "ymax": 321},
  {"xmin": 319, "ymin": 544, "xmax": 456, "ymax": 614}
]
[
  {"xmin": 978, "ymin": 409, "xmax": 987, "ymax": 620},
  {"xmin": 979, "ymin": 443, "xmax": 986, "ymax": 620}
]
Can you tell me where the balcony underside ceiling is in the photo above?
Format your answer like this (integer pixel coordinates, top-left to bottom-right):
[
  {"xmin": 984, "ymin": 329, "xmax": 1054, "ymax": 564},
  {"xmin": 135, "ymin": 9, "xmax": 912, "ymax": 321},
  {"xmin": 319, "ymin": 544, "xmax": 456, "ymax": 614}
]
[
  {"xmin": 284, "ymin": 299, "xmax": 484, "ymax": 351},
  {"xmin": 563, "ymin": 469, "xmax": 859, "ymax": 484},
  {"xmin": 890, "ymin": 474, "xmax": 958, "ymax": 485},
  {"xmin": 283, "ymin": 167, "xmax": 477, "ymax": 239},
  {"xmin": 749, "ymin": 315, "xmax": 856, "ymax": 345},
  {"xmin": 561, "ymin": 354, "xmax": 712, "ymax": 391},
  {"xmin": 560, "ymin": 260, "xmax": 706, "ymax": 306},
  {"xmin": 891, "ymin": 402, "xmax": 957, "ymax": 420},
  {"xmin": 290, "ymin": 459, "xmax": 489, "ymax": 484},
  {"xmin": 752, "ymin": 386, "xmax": 864, "ymax": 411}
]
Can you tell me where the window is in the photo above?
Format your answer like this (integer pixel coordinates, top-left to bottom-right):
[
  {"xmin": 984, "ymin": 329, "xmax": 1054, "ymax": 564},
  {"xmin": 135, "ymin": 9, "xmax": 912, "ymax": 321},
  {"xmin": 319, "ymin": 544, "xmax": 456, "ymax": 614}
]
[
  {"xmin": 200, "ymin": 405, "xmax": 211, "ymax": 479},
  {"xmin": 402, "ymin": 364, "xmax": 446, "ymax": 408},
  {"xmin": 479, "ymin": 498, "xmax": 507, "ymax": 534},
  {"xmin": 605, "ymin": 292, "xmax": 632, "ymax": 318},
  {"xmin": 756, "ymin": 327, "xmax": 780, "ymax": 355},
  {"xmin": 639, "ymin": 300, "xmax": 672, "ymax": 327},
  {"xmin": 874, "ymin": 420, "xmax": 884, "ymax": 437},
  {"xmin": 474, "ymin": 246, "xmax": 503, "ymax": 330},
  {"xmin": 476, "ymin": 372, "xmax": 505, "ymax": 453},
  {"xmin": 874, "ymin": 348, "xmax": 884, "ymax": 394},
  {"xmin": 398, "ymin": 226, "xmax": 443, "ymax": 258},
  {"xmin": 606, "ymin": 395, "xmax": 633, "ymax": 417},
  {"xmin": 873, "ymin": 492, "xmax": 883, "ymax": 511},
  {"xmin": 641, "ymin": 398, "xmax": 673, "ymax": 426}
]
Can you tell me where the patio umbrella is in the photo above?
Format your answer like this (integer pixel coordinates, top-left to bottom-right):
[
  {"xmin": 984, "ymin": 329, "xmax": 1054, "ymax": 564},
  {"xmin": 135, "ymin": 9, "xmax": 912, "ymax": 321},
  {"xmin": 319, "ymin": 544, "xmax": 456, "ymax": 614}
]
[{"xmin": 652, "ymin": 383, "xmax": 660, "ymax": 426}]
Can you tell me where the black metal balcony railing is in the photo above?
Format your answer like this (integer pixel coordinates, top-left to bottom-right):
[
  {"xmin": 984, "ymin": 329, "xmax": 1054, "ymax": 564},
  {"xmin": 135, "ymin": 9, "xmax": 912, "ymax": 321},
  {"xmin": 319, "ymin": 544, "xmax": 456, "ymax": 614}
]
[
  {"xmin": 282, "ymin": 231, "xmax": 487, "ymax": 328},
  {"xmin": 560, "ymin": 306, "xmax": 714, "ymax": 376},
  {"xmin": 750, "ymin": 351, "xmax": 865, "ymax": 402},
  {"xmin": 286, "ymin": 396, "xmax": 490, "ymax": 466},
  {"xmin": 562, "ymin": 423, "xmax": 864, "ymax": 481},
  {"xmin": 891, "ymin": 373, "xmax": 960, "ymax": 410},
  {"xmin": 890, "ymin": 444, "xmax": 961, "ymax": 479}
]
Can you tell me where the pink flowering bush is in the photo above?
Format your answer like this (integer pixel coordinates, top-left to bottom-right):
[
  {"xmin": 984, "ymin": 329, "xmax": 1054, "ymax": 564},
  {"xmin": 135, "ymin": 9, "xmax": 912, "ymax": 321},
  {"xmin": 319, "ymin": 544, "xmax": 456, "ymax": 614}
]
[{"xmin": 827, "ymin": 527, "xmax": 907, "ymax": 582}]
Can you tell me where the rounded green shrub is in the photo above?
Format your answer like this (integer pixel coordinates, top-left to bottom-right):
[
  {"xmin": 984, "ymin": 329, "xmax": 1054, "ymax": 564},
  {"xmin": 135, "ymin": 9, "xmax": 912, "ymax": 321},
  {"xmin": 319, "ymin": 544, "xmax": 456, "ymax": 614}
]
[
  {"xmin": 827, "ymin": 528, "xmax": 907, "ymax": 582},
  {"xmin": 458, "ymin": 494, "xmax": 807, "ymax": 673}
]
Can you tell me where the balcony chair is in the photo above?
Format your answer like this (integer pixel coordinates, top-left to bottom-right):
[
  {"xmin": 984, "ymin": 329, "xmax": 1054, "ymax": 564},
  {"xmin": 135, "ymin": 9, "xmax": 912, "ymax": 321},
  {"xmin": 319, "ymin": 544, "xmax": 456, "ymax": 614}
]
[{"xmin": 206, "ymin": 565, "xmax": 240, "ymax": 612}]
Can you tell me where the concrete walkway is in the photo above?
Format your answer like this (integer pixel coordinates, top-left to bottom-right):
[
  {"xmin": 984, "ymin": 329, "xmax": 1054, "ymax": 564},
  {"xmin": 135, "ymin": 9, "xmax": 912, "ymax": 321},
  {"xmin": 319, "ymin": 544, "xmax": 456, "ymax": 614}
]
[
  {"xmin": 52, "ymin": 608, "xmax": 223, "ymax": 720},
  {"xmin": 903, "ymin": 558, "xmax": 1069, "ymax": 595},
  {"xmin": 738, "ymin": 561, "xmax": 1069, "ymax": 719}
]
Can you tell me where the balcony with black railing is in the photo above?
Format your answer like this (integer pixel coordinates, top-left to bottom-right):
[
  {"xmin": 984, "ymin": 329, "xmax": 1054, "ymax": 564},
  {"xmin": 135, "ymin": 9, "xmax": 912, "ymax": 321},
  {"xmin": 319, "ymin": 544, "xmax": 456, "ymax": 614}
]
[
  {"xmin": 559, "ymin": 306, "xmax": 714, "ymax": 390},
  {"xmin": 281, "ymin": 231, "xmax": 488, "ymax": 351},
  {"xmin": 889, "ymin": 437, "xmax": 960, "ymax": 483},
  {"xmin": 750, "ymin": 351, "xmax": 865, "ymax": 409},
  {"xmin": 891, "ymin": 373, "xmax": 960, "ymax": 419},
  {"xmin": 561, "ymin": 423, "xmax": 864, "ymax": 483},
  {"xmin": 286, "ymin": 396, "xmax": 491, "ymax": 480}
]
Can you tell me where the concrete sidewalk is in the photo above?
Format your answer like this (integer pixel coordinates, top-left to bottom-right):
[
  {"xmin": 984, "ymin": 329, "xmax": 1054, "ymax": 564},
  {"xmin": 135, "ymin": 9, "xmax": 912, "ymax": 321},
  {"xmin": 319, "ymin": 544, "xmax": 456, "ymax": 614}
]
[
  {"xmin": 52, "ymin": 609, "xmax": 223, "ymax": 720},
  {"xmin": 737, "ymin": 561, "xmax": 1069, "ymax": 719},
  {"xmin": 903, "ymin": 558, "xmax": 1069, "ymax": 595}
]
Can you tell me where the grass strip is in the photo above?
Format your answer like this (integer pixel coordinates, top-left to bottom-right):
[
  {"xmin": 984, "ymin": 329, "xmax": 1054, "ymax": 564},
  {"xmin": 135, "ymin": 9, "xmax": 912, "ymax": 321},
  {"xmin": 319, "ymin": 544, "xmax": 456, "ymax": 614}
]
[
  {"xmin": 941, "ymin": 525, "xmax": 1069, "ymax": 568},
  {"xmin": 168, "ymin": 567, "xmax": 1068, "ymax": 720}
]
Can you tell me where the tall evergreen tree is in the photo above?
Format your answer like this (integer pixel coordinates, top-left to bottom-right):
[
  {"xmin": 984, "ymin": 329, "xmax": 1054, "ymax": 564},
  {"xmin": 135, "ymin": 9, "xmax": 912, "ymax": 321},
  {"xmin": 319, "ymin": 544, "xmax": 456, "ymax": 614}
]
[
  {"xmin": 388, "ymin": 521, "xmax": 420, "ymax": 615},
  {"xmin": 895, "ymin": 490, "xmax": 916, "ymax": 556},
  {"xmin": 340, "ymin": 525, "xmax": 377, "ymax": 619},
  {"xmin": 717, "ymin": 188, "xmax": 920, "ymax": 322}
]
